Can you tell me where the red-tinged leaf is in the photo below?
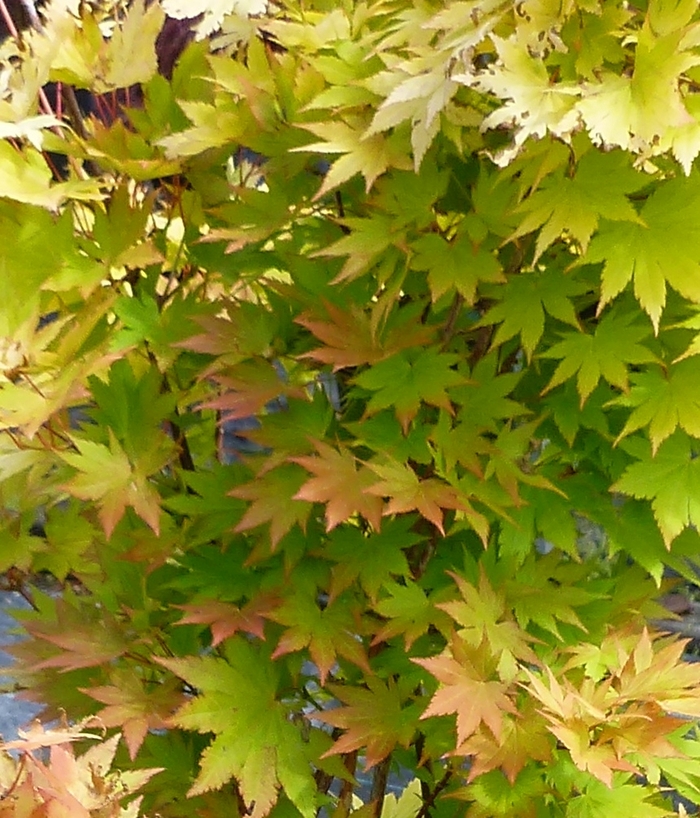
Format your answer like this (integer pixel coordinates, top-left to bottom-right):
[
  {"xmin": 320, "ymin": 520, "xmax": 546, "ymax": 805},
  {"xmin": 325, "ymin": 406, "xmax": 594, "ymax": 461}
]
[
  {"xmin": 230, "ymin": 463, "xmax": 313, "ymax": 547},
  {"xmin": 413, "ymin": 650, "xmax": 517, "ymax": 744},
  {"xmin": 364, "ymin": 459, "xmax": 480, "ymax": 535},
  {"xmin": 205, "ymin": 360, "xmax": 305, "ymax": 421},
  {"xmin": 24, "ymin": 602, "xmax": 128, "ymax": 672},
  {"xmin": 296, "ymin": 301, "xmax": 433, "ymax": 371},
  {"xmin": 292, "ymin": 441, "xmax": 383, "ymax": 531},
  {"xmin": 269, "ymin": 592, "xmax": 370, "ymax": 683},
  {"xmin": 175, "ymin": 593, "xmax": 279, "ymax": 645},
  {"xmin": 81, "ymin": 669, "xmax": 185, "ymax": 759},
  {"xmin": 315, "ymin": 678, "xmax": 419, "ymax": 769}
]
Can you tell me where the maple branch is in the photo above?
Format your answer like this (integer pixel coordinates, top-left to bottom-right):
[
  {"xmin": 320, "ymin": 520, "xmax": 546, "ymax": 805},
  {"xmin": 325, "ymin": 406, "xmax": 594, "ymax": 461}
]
[
  {"xmin": 441, "ymin": 292, "xmax": 464, "ymax": 348},
  {"xmin": 335, "ymin": 750, "xmax": 358, "ymax": 818},
  {"xmin": 413, "ymin": 767, "xmax": 453, "ymax": 818},
  {"xmin": 368, "ymin": 755, "xmax": 391, "ymax": 818}
]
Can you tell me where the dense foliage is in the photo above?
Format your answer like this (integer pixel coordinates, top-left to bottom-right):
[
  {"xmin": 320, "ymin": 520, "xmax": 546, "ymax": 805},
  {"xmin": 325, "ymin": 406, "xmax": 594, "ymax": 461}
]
[{"xmin": 4, "ymin": 0, "xmax": 700, "ymax": 815}]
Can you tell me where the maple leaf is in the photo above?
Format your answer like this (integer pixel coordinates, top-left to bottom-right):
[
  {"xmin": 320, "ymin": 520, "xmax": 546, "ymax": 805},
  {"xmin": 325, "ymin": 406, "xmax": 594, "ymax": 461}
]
[
  {"xmin": 364, "ymin": 459, "xmax": 483, "ymax": 537},
  {"xmin": 25, "ymin": 599, "xmax": 128, "ymax": 672},
  {"xmin": 292, "ymin": 441, "xmax": 383, "ymax": 531},
  {"xmin": 438, "ymin": 569, "xmax": 539, "ymax": 673},
  {"xmin": 294, "ymin": 119, "xmax": 412, "ymax": 198},
  {"xmin": 410, "ymin": 232, "xmax": 504, "ymax": 304},
  {"xmin": 175, "ymin": 593, "xmax": 279, "ymax": 645},
  {"xmin": 511, "ymin": 150, "xmax": 646, "ymax": 262},
  {"xmin": 269, "ymin": 590, "xmax": 370, "ymax": 683},
  {"xmin": 541, "ymin": 310, "xmax": 657, "ymax": 406},
  {"xmin": 324, "ymin": 519, "xmax": 416, "ymax": 603},
  {"xmin": 230, "ymin": 463, "xmax": 313, "ymax": 547},
  {"xmin": 103, "ymin": 2, "xmax": 165, "ymax": 93},
  {"xmin": 371, "ymin": 580, "xmax": 453, "ymax": 650},
  {"xmin": 454, "ymin": 704, "xmax": 552, "ymax": 784},
  {"xmin": 81, "ymin": 669, "xmax": 185, "ymax": 759},
  {"xmin": 413, "ymin": 643, "xmax": 518, "ymax": 745},
  {"xmin": 159, "ymin": 639, "xmax": 317, "ymax": 817},
  {"xmin": 296, "ymin": 301, "xmax": 433, "ymax": 370},
  {"xmin": 612, "ymin": 432, "xmax": 700, "ymax": 546},
  {"xmin": 314, "ymin": 678, "xmax": 420, "ymax": 769},
  {"xmin": 477, "ymin": 265, "xmax": 587, "ymax": 361},
  {"xmin": 355, "ymin": 349, "xmax": 467, "ymax": 433},
  {"xmin": 584, "ymin": 173, "xmax": 700, "ymax": 331},
  {"xmin": 455, "ymin": 34, "xmax": 580, "ymax": 162},
  {"xmin": 577, "ymin": 25, "xmax": 700, "ymax": 155},
  {"xmin": 610, "ymin": 358, "xmax": 700, "ymax": 453},
  {"xmin": 504, "ymin": 555, "xmax": 596, "ymax": 639},
  {"xmin": 205, "ymin": 359, "xmax": 305, "ymax": 421},
  {"xmin": 61, "ymin": 431, "xmax": 163, "ymax": 538},
  {"xmin": 0, "ymin": 727, "xmax": 162, "ymax": 818}
]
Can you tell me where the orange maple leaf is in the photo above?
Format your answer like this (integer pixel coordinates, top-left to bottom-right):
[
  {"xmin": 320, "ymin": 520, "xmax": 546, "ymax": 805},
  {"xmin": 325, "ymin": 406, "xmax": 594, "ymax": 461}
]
[
  {"xmin": 292, "ymin": 441, "xmax": 383, "ymax": 531},
  {"xmin": 175, "ymin": 593, "xmax": 279, "ymax": 645},
  {"xmin": 81, "ymin": 670, "xmax": 185, "ymax": 759},
  {"xmin": 413, "ymin": 647, "xmax": 517, "ymax": 744}
]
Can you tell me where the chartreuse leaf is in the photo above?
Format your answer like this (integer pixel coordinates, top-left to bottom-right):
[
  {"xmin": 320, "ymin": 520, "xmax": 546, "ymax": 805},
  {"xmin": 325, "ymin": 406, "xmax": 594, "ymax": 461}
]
[
  {"xmin": 477, "ymin": 264, "xmax": 588, "ymax": 360},
  {"xmin": 61, "ymin": 430, "xmax": 165, "ymax": 537},
  {"xmin": 159, "ymin": 638, "xmax": 316, "ymax": 817},
  {"xmin": 612, "ymin": 431, "xmax": 700, "ymax": 546},
  {"xmin": 609, "ymin": 357, "xmax": 700, "ymax": 453},
  {"xmin": 513, "ymin": 149, "xmax": 646, "ymax": 262},
  {"xmin": 541, "ymin": 310, "xmax": 657, "ymax": 405},
  {"xmin": 410, "ymin": 232, "xmax": 504, "ymax": 303},
  {"xmin": 584, "ymin": 173, "xmax": 700, "ymax": 331},
  {"xmin": 295, "ymin": 119, "xmax": 412, "ymax": 198}
]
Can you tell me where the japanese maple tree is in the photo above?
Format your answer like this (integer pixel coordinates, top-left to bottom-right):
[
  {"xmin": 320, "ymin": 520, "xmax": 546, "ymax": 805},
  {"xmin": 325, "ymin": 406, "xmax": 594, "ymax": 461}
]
[{"xmin": 3, "ymin": 1, "xmax": 700, "ymax": 817}]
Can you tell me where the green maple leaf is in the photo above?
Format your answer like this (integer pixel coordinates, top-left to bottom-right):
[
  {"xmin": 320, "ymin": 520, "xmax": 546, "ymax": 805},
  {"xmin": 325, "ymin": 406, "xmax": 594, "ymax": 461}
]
[
  {"xmin": 477, "ymin": 265, "xmax": 588, "ymax": 360},
  {"xmin": 324, "ymin": 519, "xmax": 418, "ymax": 603},
  {"xmin": 504, "ymin": 554, "xmax": 596, "ymax": 639},
  {"xmin": 610, "ymin": 357, "xmax": 700, "ymax": 453},
  {"xmin": 584, "ymin": 173, "xmax": 700, "ymax": 331},
  {"xmin": 541, "ymin": 311, "xmax": 657, "ymax": 405},
  {"xmin": 452, "ymin": 354, "xmax": 528, "ymax": 432},
  {"xmin": 354, "ymin": 349, "xmax": 466, "ymax": 433},
  {"xmin": 230, "ymin": 463, "xmax": 313, "ymax": 547},
  {"xmin": 410, "ymin": 232, "xmax": 504, "ymax": 303},
  {"xmin": 270, "ymin": 590, "xmax": 370, "ymax": 683},
  {"xmin": 612, "ymin": 431, "xmax": 700, "ymax": 546},
  {"xmin": 372, "ymin": 581, "xmax": 452, "ymax": 650},
  {"xmin": 315, "ymin": 677, "xmax": 421, "ymax": 769},
  {"xmin": 159, "ymin": 639, "xmax": 316, "ymax": 817},
  {"xmin": 512, "ymin": 150, "xmax": 645, "ymax": 262}
]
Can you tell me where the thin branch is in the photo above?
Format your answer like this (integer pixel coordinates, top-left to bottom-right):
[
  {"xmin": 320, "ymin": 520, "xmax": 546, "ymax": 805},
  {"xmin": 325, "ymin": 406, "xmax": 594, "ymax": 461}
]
[
  {"xmin": 414, "ymin": 768, "xmax": 453, "ymax": 818},
  {"xmin": 368, "ymin": 755, "xmax": 392, "ymax": 818}
]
